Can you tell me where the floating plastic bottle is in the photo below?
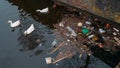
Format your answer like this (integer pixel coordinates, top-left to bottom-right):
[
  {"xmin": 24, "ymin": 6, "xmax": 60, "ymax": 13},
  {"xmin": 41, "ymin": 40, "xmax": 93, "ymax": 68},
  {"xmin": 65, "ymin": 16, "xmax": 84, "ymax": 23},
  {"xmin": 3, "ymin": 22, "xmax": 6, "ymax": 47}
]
[
  {"xmin": 67, "ymin": 26, "xmax": 77, "ymax": 37},
  {"xmin": 113, "ymin": 28, "xmax": 119, "ymax": 32},
  {"xmin": 45, "ymin": 57, "xmax": 52, "ymax": 64},
  {"xmin": 85, "ymin": 21, "xmax": 91, "ymax": 25},
  {"xmin": 51, "ymin": 39, "xmax": 57, "ymax": 47},
  {"xmin": 88, "ymin": 35, "xmax": 94, "ymax": 39},
  {"xmin": 99, "ymin": 28, "xmax": 106, "ymax": 34},
  {"xmin": 82, "ymin": 27, "xmax": 90, "ymax": 35}
]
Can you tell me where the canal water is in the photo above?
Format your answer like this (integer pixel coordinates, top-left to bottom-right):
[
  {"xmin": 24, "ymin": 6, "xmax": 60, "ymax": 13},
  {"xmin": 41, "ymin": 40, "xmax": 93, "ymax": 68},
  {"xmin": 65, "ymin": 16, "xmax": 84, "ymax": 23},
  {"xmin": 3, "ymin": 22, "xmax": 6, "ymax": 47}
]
[
  {"xmin": 0, "ymin": 0, "xmax": 58, "ymax": 68},
  {"xmin": 0, "ymin": 0, "xmax": 117, "ymax": 68}
]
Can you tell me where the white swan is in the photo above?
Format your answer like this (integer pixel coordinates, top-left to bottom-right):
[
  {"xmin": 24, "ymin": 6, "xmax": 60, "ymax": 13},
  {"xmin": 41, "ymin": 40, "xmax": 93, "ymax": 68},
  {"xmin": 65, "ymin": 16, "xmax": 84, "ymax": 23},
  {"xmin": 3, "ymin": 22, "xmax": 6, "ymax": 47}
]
[
  {"xmin": 36, "ymin": 7, "xmax": 49, "ymax": 13},
  {"xmin": 8, "ymin": 20, "xmax": 21, "ymax": 28},
  {"xmin": 24, "ymin": 24, "xmax": 35, "ymax": 36}
]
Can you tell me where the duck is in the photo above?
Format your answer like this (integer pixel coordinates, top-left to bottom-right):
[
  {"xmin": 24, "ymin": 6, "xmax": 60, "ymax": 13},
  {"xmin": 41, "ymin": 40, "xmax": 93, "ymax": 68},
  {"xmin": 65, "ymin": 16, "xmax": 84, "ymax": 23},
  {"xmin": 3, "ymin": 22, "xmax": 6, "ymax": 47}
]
[
  {"xmin": 8, "ymin": 20, "xmax": 21, "ymax": 28},
  {"xmin": 8, "ymin": 20, "xmax": 21, "ymax": 31},
  {"xmin": 24, "ymin": 24, "xmax": 35, "ymax": 36},
  {"xmin": 36, "ymin": 7, "xmax": 49, "ymax": 13}
]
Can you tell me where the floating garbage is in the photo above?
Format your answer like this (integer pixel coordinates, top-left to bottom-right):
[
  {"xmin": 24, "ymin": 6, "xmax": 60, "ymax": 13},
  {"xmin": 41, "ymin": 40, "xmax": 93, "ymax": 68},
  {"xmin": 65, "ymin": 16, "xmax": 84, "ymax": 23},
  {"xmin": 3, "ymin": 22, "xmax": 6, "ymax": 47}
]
[
  {"xmin": 85, "ymin": 21, "xmax": 91, "ymax": 25},
  {"xmin": 59, "ymin": 21, "xmax": 64, "ymax": 27},
  {"xmin": 113, "ymin": 32, "xmax": 117, "ymax": 36},
  {"xmin": 67, "ymin": 26, "xmax": 77, "ymax": 37},
  {"xmin": 99, "ymin": 28, "xmax": 106, "ymax": 34},
  {"xmin": 82, "ymin": 28, "xmax": 90, "ymax": 35},
  {"xmin": 51, "ymin": 39, "xmax": 57, "ymax": 47},
  {"xmin": 113, "ymin": 27, "xmax": 119, "ymax": 32},
  {"xmin": 88, "ymin": 35, "xmax": 94, "ymax": 39},
  {"xmin": 79, "ymin": 54, "xmax": 82, "ymax": 58},
  {"xmin": 45, "ymin": 57, "xmax": 52, "ymax": 64},
  {"xmin": 47, "ymin": 12, "xmax": 120, "ymax": 65},
  {"xmin": 77, "ymin": 22, "xmax": 83, "ymax": 27},
  {"xmin": 114, "ymin": 37, "xmax": 120, "ymax": 45},
  {"xmin": 105, "ymin": 23, "xmax": 110, "ymax": 28},
  {"xmin": 98, "ymin": 43, "xmax": 103, "ymax": 48}
]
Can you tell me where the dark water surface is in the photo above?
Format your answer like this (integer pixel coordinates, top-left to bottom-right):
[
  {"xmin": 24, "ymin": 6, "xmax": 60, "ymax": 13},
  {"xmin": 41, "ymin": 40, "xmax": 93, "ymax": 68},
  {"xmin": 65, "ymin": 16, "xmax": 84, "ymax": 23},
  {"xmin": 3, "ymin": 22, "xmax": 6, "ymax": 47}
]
[
  {"xmin": 0, "ymin": 0, "xmax": 118, "ymax": 68},
  {"xmin": 0, "ymin": 0, "xmax": 57, "ymax": 68}
]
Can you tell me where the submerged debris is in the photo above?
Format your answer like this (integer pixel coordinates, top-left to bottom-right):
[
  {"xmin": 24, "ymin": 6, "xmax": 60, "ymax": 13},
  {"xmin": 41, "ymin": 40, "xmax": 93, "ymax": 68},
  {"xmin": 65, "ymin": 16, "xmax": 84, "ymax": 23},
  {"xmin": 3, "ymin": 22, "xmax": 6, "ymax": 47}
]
[{"xmin": 45, "ymin": 57, "xmax": 52, "ymax": 64}]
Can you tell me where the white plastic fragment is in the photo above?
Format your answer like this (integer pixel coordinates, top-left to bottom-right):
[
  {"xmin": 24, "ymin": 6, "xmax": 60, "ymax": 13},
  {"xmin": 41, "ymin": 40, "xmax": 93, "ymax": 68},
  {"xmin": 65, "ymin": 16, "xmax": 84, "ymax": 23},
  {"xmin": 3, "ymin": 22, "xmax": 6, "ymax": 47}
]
[
  {"xmin": 39, "ymin": 43, "xmax": 42, "ymax": 47},
  {"xmin": 113, "ymin": 32, "xmax": 117, "ymax": 36},
  {"xmin": 99, "ymin": 28, "xmax": 105, "ymax": 33},
  {"xmin": 77, "ymin": 22, "xmax": 82, "ymax": 27},
  {"xmin": 113, "ymin": 28, "xmax": 119, "ymax": 32},
  {"xmin": 114, "ymin": 37, "xmax": 120, "ymax": 45},
  {"xmin": 51, "ymin": 39, "xmax": 57, "ymax": 47},
  {"xmin": 67, "ymin": 39, "xmax": 70, "ymax": 42},
  {"xmin": 85, "ymin": 21, "xmax": 91, "ymax": 25},
  {"xmin": 45, "ymin": 57, "xmax": 52, "ymax": 64},
  {"xmin": 79, "ymin": 54, "xmax": 82, "ymax": 58},
  {"xmin": 56, "ymin": 63, "xmax": 59, "ymax": 66},
  {"xmin": 88, "ymin": 35, "xmax": 94, "ymax": 39},
  {"xmin": 59, "ymin": 22, "xmax": 64, "ymax": 27},
  {"xmin": 67, "ymin": 26, "xmax": 77, "ymax": 37}
]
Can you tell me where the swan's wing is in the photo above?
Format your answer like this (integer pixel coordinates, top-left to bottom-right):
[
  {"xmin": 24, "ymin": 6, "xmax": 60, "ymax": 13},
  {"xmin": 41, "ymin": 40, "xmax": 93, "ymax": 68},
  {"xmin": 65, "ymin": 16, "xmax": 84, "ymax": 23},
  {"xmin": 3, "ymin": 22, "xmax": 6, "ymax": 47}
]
[
  {"xmin": 40, "ymin": 7, "xmax": 48, "ymax": 12},
  {"xmin": 27, "ymin": 24, "xmax": 35, "ymax": 34},
  {"xmin": 12, "ymin": 20, "xmax": 20, "ymax": 27}
]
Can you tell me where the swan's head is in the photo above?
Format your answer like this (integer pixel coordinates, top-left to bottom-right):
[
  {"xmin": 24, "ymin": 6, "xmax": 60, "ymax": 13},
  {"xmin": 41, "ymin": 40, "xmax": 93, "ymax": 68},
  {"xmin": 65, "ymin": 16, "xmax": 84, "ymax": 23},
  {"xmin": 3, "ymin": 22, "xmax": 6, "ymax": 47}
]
[
  {"xmin": 8, "ymin": 20, "xmax": 12, "ymax": 24},
  {"xmin": 36, "ymin": 9, "xmax": 41, "ymax": 12},
  {"xmin": 24, "ymin": 31, "xmax": 28, "ymax": 36}
]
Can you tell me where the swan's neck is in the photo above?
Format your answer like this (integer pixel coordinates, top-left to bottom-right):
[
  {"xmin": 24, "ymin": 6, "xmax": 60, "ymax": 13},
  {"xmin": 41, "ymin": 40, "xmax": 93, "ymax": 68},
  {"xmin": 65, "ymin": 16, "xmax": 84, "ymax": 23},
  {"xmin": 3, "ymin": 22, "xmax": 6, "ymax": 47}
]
[
  {"xmin": 8, "ymin": 20, "xmax": 13, "ymax": 24},
  {"xmin": 36, "ymin": 9, "xmax": 41, "ymax": 12},
  {"xmin": 24, "ymin": 31, "xmax": 27, "ymax": 35}
]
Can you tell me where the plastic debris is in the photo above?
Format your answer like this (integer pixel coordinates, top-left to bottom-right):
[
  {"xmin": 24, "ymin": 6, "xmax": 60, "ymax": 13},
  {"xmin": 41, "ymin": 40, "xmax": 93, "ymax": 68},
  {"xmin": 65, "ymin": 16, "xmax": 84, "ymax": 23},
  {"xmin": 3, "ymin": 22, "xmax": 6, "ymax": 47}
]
[
  {"xmin": 67, "ymin": 26, "xmax": 77, "ymax": 37},
  {"xmin": 82, "ymin": 28, "xmax": 90, "ymax": 35},
  {"xmin": 92, "ymin": 36, "xmax": 98, "ymax": 41},
  {"xmin": 39, "ymin": 43, "xmax": 42, "ymax": 47},
  {"xmin": 79, "ymin": 54, "xmax": 82, "ymax": 58},
  {"xmin": 113, "ymin": 28, "xmax": 119, "ymax": 32},
  {"xmin": 51, "ymin": 39, "xmax": 57, "ymax": 47},
  {"xmin": 105, "ymin": 23, "xmax": 110, "ymax": 28},
  {"xmin": 113, "ymin": 32, "xmax": 117, "ymax": 36},
  {"xmin": 99, "ymin": 28, "xmax": 105, "ymax": 34},
  {"xmin": 67, "ymin": 39, "xmax": 70, "ymax": 42},
  {"xmin": 82, "ymin": 26, "xmax": 87, "ymax": 29},
  {"xmin": 114, "ymin": 37, "xmax": 120, "ymax": 45},
  {"xmin": 77, "ymin": 22, "xmax": 82, "ymax": 27},
  {"xmin": 50, "ymin": 13, "xmax": 120, "ymax": 64},
  {"xmin": 85, "ymin": 21, "xmax": 91, "ymax": 25},
  {"xmin": 45, "ymin": 57, "xmax": 52, "ymax": 64},
  {"xmin": 88, "ymin": 53, "xmax": 91, "ymax": 56},
  {"xmin": 56, "ymin": 63, "xmax": 59, "ymax": 66},
  {"xmin": 59, "ymin": 22, "xmax": 64, "ymax": 27},
  {"xmin": 98, "ymin": 43, "xmax": 103, "ymax": 48},
  {"xmin": 88, "ymin": 35, "xmax": 94, "ymax": 39}
]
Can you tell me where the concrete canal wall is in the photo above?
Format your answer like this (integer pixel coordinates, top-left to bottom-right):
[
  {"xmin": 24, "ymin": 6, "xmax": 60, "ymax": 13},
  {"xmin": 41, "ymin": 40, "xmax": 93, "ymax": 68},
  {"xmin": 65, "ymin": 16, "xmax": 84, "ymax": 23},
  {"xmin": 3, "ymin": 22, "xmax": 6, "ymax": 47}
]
[{"xmin": 53, "ymin": 0, "xmax": 120, "ymax": 23}]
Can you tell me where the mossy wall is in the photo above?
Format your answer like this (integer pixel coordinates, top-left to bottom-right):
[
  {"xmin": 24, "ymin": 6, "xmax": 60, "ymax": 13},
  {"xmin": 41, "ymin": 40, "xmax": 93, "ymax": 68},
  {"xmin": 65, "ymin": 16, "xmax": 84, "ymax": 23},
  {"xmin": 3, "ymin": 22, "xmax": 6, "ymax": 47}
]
[{"xmin": 56, "ymin": 0, "xmax": 120, "ymax": 23}]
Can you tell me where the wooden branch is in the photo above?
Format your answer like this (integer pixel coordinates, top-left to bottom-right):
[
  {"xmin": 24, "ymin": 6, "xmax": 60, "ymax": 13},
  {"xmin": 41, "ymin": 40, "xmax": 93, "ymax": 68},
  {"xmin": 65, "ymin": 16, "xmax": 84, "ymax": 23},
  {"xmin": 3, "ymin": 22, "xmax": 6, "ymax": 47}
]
[{"xmin": 50, "ymin": 41, "xmax": 65, "ymax": 54}]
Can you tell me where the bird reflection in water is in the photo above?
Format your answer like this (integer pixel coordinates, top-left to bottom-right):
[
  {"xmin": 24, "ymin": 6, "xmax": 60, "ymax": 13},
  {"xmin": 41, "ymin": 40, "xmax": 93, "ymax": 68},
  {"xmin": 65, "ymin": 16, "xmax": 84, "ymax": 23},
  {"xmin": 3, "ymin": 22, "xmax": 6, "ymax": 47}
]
[
  {"xmin": 18, "ymin": 33, "xmax": 43, "ymax": 50},
  {"xmin": 17, "ymin": 9, "xmax": 46, "ymax": 57}
]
